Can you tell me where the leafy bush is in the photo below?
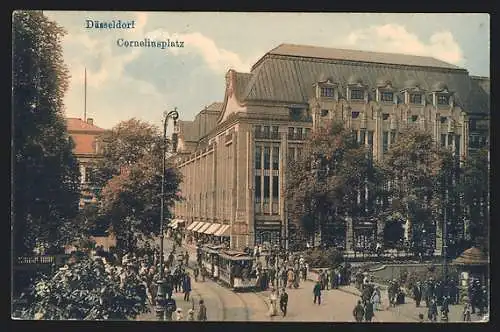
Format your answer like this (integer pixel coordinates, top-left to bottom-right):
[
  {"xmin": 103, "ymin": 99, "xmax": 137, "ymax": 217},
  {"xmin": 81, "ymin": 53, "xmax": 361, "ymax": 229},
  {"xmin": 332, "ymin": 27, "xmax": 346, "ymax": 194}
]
[
  {"xmin": 304, "ymin": 247, "xmax": 343, "ymax": 268},
  {"xmin": 19, "ymin": 255, "xmax": 149, "ymax": 320}
]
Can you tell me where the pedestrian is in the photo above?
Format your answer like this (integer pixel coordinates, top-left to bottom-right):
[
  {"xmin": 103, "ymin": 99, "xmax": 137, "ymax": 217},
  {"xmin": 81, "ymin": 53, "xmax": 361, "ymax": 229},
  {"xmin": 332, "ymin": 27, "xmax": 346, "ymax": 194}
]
[
  {"xmin": 280, "ymin": 288, "xmax": 288, "ymax": 317},
  {"xmin": 287, "ymin": 268, "xmax": 294, "ymax": 289},
  {"xmin": 371, "ymin": 287, "xmax": 381, "ymax": 311},
  {"xmin": 440, "ymin": 296, "xmax": 450, "ymax": 321},
  {"xmin": 463, "ymin": 298, "xmax": 472, "ymax": 322},
  {"xmin": 413, "ymin": 282, "xmax": 422, "ymax": 307},
  {"xmin": 353, "ymin": 300, "xmax": 365, "ymax": 322},
  {"xmin": 197, "ymin": 299, "xmax": 208, "ymax": 321},
  {"xmin": 418, "ymin": 313, "xmax": 425, "ymax": 323},
  {"xmin": 269, "ymin": 288, "xmax": 278, "ymax": 316},
  {"xmin": 175, "ymin": 308, "xmax": 184, "ymax": 321},
  {"xmin": 201, "ymin": 266, "xmax": 206, "ymax": 282},
  {"xmin": 193, "ymin": 265, "xmax": 199, "ymax": 282},
  {"xmin": 184, "ymin": 251, "xmax": 189, "ymax": 267},
  {"xmin": 187, "ymin": 308, "xmax": 195, "ymax": 321},
  {"xmin": 364, "ymin": 300, "xmax": 374, "ymax": 322},
  {"xmin": 427, "ymin": 298, "xmax": 438, "ymax": 322},
  {"xmin": 165, "ymin": 294, "xmax": 177, "ymax": 321},
  {"xmin": 313, "ymin": 281, "xmax": 322, "ymax": 305},
  {"xmin": 183, "ymin": 273, "xmax": 192, "ymax": 301}
]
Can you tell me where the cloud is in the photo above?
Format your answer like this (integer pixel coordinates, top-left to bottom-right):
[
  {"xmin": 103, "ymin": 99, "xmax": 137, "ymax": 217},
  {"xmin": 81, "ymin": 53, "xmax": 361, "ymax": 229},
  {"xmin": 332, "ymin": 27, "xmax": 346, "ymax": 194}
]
[
  {"xmin": 146, "ymin": 29, "xmax": 255, "ymax": 73},
  {"xmin": 343, "ymin": 24, "xmax": 465, "ymax": 65}
]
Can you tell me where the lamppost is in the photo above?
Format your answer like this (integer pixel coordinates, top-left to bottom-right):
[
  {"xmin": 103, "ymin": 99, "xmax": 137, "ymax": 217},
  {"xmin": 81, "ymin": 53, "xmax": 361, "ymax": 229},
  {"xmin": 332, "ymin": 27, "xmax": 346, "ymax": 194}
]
[{"xmin": 155, "ymin": 107, "xmax": 179, "ymax": 321}]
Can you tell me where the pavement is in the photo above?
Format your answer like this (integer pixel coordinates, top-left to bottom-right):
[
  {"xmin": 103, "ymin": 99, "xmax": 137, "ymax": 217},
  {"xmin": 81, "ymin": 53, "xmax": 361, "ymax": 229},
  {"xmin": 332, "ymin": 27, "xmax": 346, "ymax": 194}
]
[
  {"xmin": 139, "ymin": 239, "xmax": 487, "ymax": 323},
  {"xmin": 306, "ymin": 269, "xmax": 485, "ymax": 322}
]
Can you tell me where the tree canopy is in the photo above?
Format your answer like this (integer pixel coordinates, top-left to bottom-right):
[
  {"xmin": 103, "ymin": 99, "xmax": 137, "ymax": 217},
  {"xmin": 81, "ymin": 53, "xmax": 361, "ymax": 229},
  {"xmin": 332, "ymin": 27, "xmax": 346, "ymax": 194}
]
[
  {"xmin": 286, "ymin": 121, "xmax": 385, "ymax": 246},
  {"xmin": 19, "ymin": 255, "xmax": 149, "ymax": 320},
  {"xmin": 12, "ymin": 10, "xmax": 81, "ymax": 255},
  {"xmin": 94, "ymin": 119, "xmax": 182, "ymax": 253}
]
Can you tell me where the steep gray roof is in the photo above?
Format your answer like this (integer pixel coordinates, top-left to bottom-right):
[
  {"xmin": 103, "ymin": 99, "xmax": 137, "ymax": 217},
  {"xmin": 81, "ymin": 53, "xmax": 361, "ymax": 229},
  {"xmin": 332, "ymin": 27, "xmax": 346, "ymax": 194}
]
[
  {"xmin": 236, "ymin": 44, "xmax": 488, "ymax": 115},
  {"xmin": 256, "ymin": 43, "xmax": 463, "ymax": 71}
]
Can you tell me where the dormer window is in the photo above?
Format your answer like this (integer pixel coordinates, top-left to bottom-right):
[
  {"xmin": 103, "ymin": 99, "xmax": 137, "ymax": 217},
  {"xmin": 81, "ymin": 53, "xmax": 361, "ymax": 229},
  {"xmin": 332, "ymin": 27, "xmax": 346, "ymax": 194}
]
[
  {"xmin": 320, "ymin": 87, "xmax": 334, "ymax": 97},
  {"xmin": 409, "ymin": 93, "xmax": 422, "ymax": 104},
  {"xmin": 437, "ymin": 94, "xmax": 449, "ymax": 105},
  {"xmin": 350, "ymin": 89, "xmax": 364, "ymax": 100},
  {"xmin": 380, "ymin": 92, "xmax": 393, "ymax": 102}
]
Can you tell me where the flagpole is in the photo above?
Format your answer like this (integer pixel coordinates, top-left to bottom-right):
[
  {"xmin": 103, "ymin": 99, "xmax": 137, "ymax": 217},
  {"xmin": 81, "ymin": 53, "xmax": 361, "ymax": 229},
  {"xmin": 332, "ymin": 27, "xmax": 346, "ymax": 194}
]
[{"xmin": 84, "ymin": 68, "xmax": 87, "ymax": 122}]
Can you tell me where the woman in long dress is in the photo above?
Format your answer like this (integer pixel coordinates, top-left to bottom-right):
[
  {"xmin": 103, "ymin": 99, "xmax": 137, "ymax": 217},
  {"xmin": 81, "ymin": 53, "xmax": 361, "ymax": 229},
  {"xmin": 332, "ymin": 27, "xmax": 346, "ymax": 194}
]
[
  {"xmin": 269, "ymin": 288, "xmax": 278, "ymax": 316},
  {"xmin": 371, "ymin": 287, "xmax": 381, "ymax": 311}
]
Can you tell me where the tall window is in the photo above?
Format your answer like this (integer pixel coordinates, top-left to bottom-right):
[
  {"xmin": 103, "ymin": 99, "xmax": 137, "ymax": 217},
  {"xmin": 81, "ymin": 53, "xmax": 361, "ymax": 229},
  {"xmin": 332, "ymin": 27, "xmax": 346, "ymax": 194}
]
[
  {"xmin": 410, "ymin": 93, "xmax": 422, "ymax": 104},
  {"xmin": 263, "ymin": 126, "xmax": 270, "ymax": 138},
  {"xmin": 288, "ymin": 127, "xmax": 295, "ymax": 140},
  {"xmin": 305, "ymin": 128, "xmax": 311, "ymax": 138},
  {"xmin": 359, "ymin": 130, "xmax": 366, "ymax": 145},
  {"xmin": 272, "ymin": 147, "xmax": 279, "ymax": 170},
  {"xmin": 350, "ymin": 89, "xmax": 364, "ymax": 100},
  {"xmin": 448, "ymin": 134, "xmax": 454, "ymax": 149},
  {"xmin": 288, "ymin": 147, "xmax": 295, "ymax": 161},
  {"xmin": 255, "ymin": 176, "xmax": 261, "ymax": 202},
  {"xmin": 441, "ymin": 134, "xmax": 446, "ymax": 147},
  {"xmin": 264, "ymin": 147, "xmax": 270, "ymax": 170},
  {"xmin": 437, "ymin": 94, "xmax": 449, "ymax": 105},
  {"xmin": 321, "ymin": 109, "xmax": 329, "ymax": 117},
  {"xmin": 380, "ymin": 91, "xmax": 393, "ymax": 102},
  {"xmin": 382, "ymin": 131, "xmax": 389, "ymax": 153},
  {"xmin": 272, "ymin": 176, "xmax": 279, "ymax": 198},
  {"xmin": 263, "ymin": 176, "xmax": 270, "ymax": 198},
  {"xmin": 271, "ymin": 126, "xmax": 279, "ymax": 139},
  {"xmin": 390, "ymin": 131, "xmax": 396, "ymax": 146},
  {"xmin": 84, "ymin": 167, "xmax": 94, "ymax": 183},
  {"xmin": 455, "ymin": 135, "xmax": 461, "ymax": 156},
  {"xmin": 320, "ymin": 87, "xmax": 334, "ymax": 97},
  {"xmin": 297, "ymin": 148, "xmax": 303, "ymax": 158},
  {"xmin": 255, "ymin": 146, "xmax": 262, "ymax": 169},
  {"xmin": 368, "ymin": 131, "xmax": 374, "ymax": 154}
]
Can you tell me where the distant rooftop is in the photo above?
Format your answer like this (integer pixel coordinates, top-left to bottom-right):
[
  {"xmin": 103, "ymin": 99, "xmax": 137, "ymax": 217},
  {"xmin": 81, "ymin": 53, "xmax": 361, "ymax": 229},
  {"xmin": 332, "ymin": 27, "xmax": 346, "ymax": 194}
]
[
  {"xmin": 204, "ymin": 102, "xmax": 224, "ymax": 112},
  {"xmin": 253, "ymin": 43, "xmax": 464, "ymax": 71},
  {"xmin": 66, "ymin": 117, "xmax": 105, "ymax": 132}
]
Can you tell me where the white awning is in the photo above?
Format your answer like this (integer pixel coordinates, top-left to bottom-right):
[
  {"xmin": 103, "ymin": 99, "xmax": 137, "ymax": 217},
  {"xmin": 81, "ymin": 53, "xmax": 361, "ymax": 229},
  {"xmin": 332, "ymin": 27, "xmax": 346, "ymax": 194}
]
[
  {"xmin": 204, "ymin": 223, "xmax": 223, "ymax": 235},
  {"xmin": 192, "ymin": 222, "xmax": 206, "ymax": 232},
  {"xmin": 186, "ymin": 221, "xmax": 200, "ymax": 231},
  {"xmin": 214, "ymin": 224, "xmax": 231, "ymax": 237},
  {"xmin": 197, "ymin": 222, "xmax": 212, "ymax": 234}
]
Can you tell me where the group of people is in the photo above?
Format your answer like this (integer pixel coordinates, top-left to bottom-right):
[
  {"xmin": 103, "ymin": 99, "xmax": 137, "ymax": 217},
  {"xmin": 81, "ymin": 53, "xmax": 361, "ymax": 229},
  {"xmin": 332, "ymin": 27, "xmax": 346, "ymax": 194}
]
[
  {"xmin": 267, "ymin": 287, "xmax": 289, "ymax": 317},
  {"xmin": 112, "ymin": 243, "xmax": 210, "ymax": 322}
]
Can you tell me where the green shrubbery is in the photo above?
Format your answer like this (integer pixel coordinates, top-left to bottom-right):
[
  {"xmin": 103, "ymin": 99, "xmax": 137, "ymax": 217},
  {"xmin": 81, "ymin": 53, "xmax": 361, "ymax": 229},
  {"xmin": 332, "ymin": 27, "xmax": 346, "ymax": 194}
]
[{"xmin": 303, "ymin": 247, "xmax": 343, "ymax": 268}]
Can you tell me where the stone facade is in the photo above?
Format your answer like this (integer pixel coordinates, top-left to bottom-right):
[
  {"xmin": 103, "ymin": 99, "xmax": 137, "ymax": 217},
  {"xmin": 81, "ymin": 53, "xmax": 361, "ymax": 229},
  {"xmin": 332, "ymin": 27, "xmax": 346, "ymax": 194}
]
[{"xmin": 172, "ymin": 44, "xmax": 490, "ymax": 252}]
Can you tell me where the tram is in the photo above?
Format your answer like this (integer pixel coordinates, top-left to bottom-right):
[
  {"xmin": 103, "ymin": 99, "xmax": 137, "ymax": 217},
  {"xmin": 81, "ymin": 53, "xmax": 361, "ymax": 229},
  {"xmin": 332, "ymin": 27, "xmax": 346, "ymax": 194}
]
[
  {"xmin": 216, "ymin": 250, "xmax": 257, "ymax": 291},
  {"xmin": 199, "ymin": 244, "xmax": 225, "ymax": 279}
]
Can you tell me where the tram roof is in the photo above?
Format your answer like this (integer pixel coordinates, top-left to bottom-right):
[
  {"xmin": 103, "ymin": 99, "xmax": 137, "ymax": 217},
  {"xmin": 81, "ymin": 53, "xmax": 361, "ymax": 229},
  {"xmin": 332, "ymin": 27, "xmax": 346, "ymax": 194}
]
[{"xmin": 218, "ymin": 250, "xmax": 253, "ymax": 260}]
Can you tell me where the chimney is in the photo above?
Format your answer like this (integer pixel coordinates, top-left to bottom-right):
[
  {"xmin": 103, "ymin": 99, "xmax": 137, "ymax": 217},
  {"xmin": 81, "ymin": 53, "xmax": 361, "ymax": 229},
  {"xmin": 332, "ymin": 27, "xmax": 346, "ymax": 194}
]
[{"xmin": 87, "ymin": 118, "xmax": 94, "ymax": 125}]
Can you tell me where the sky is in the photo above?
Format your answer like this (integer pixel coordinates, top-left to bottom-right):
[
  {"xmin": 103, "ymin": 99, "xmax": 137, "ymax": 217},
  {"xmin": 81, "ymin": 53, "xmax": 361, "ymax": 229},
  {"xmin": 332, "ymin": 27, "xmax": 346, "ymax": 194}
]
[{"xmin": 43, "ymin": 12, "xmax": 490, "ymax": 130}]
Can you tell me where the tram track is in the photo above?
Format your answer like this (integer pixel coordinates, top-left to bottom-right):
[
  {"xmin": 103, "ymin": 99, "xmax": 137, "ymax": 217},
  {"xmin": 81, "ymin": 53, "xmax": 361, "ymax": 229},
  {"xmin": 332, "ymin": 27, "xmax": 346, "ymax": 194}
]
[{"xmin": 185, "ymin": 265, "xmax": 226, "ymax": 321}]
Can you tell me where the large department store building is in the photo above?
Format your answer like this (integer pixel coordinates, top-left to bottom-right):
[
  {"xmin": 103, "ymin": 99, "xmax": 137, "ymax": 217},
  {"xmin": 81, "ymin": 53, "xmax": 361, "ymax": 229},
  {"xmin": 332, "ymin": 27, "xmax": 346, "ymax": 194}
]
[{"xmin": 171, "ymin": 44, "xmax": 490, "ymax": 252}]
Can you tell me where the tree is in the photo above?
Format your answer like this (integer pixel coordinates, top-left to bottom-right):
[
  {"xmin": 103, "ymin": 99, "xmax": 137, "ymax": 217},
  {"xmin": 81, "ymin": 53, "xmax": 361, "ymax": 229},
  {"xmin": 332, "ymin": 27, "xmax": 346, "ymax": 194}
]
[
  {"xmin": 12, "ymin": 11, "xmax": 81, "ymax": 256},
  {"xmin": 96, "ymin": 119, "xmax": 182, "ymax": 254},
  {"xmin": 381, "ymin": 129, "xmax": 451, "ymax": 253},
  {"xmin": 459, "ymin": 148, "xmax": 489, "ymax": 254},
  {"xmin": 19, "ymin": 255, "xmax": 149, "ymax": 320},
  {"xmin": 286, "ymin": 121, "xmax": 384, "ymax": 248}
]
